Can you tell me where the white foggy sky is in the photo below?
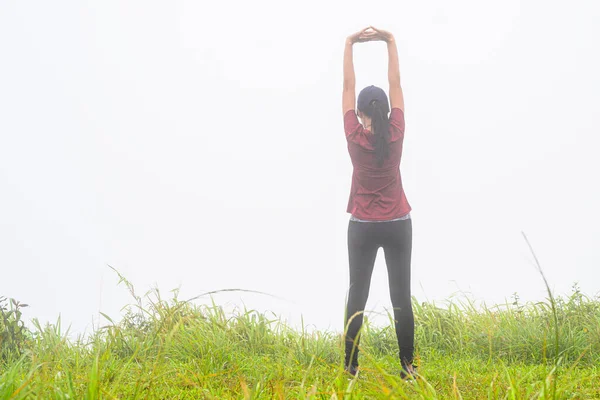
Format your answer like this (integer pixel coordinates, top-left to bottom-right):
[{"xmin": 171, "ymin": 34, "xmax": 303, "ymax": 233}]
[{"xmin": 1, "ymin": 0, "xmax": 599, "ymax": 335}]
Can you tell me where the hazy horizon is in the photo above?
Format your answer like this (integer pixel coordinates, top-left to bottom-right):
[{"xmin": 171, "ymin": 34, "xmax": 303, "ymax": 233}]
[{"xmin": 1, "ymin": 0, "xmax": 599, "ymax": 336}]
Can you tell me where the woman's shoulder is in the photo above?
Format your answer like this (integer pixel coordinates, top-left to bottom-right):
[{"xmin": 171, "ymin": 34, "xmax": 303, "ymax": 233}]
[
  {"xmin": 390, "ymin": 107, "xmax": 404, "ymax": 120},
  {"xmin": 389, "ymin": 108, "xmax": 405, "ymax": 138}
]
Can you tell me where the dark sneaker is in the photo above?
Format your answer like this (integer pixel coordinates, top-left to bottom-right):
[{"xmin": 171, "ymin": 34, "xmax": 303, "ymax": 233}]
[
  {"xmin": 345, "ymin": 364, "xmax": 359, "ymax": 378},
  {"xmin": 400, "ymin": 363, "xmax": 418, "ymax": 380}
]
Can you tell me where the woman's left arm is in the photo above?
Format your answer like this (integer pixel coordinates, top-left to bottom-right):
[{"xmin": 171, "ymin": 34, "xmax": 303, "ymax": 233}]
[
  {"xmin": 342, "ymin": 39, "xmax": 356, "ymax": 116},
  {"xmin": 343, "ymin": 28, "xmax": 374, "ymax": 116}
]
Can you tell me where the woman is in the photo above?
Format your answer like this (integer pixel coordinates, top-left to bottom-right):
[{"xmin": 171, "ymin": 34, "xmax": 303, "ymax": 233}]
[{"xmin": 342, "ymin": 26, "xmax": 416, "ymax": 379}]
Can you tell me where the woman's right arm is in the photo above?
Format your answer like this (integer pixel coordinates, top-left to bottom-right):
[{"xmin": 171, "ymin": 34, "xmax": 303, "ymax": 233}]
[{"xmin": 372, "ymin": 27, "xmax": 405, "ymax": 112}]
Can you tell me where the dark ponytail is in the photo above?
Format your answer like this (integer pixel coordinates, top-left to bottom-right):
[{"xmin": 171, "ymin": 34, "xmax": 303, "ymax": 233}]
[{"xmin": 368, "ymin": 99, "xmax": 390, "ymax": 167}]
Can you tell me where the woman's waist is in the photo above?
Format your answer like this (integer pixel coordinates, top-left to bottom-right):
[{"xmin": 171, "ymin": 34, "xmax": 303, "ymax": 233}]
[
  {"xmin": 352, "ymin": 166, "xmax": 400, "ymax": 179},
  {"xmin": 350, "ymin": 212, "xmax": 411, "ymax": 223}
]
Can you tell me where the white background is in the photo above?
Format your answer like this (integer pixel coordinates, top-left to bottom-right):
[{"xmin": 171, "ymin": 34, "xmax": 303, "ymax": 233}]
[{"xmin": 1, "ymin": 0, "xmax": 599, "ymax": 335}]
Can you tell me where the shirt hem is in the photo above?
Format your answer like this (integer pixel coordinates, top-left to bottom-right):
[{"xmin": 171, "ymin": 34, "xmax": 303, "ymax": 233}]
[{"xmin": 348, "ymin": 209, "xmax": 412, "ymax": 222}]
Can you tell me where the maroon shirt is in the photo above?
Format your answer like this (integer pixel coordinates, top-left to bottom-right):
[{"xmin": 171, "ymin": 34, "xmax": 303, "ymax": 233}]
[{"xmin": 344, "ymin": 108, "xmax": 411, "ymax": 221}]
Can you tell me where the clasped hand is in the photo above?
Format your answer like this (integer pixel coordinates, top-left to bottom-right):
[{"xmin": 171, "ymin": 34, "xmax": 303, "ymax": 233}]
[{"xmin": 347, "ymin": 26, "xmax": 394, "ymax": 44}]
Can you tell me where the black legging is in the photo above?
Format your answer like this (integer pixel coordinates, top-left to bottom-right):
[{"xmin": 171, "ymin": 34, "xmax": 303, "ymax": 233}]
[{"xmin": 344, "ymin": 218, "xmax": 414, "ymax": 368}]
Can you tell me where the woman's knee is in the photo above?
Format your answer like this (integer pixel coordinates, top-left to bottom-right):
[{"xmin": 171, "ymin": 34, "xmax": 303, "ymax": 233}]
[{"xmin": 390, "ymin": 295, "xmax": 412, "ymax": 313}]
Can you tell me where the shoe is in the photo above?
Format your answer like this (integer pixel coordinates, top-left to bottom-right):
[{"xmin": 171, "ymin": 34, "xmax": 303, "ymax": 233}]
[
  {"xmin": 400, "ymin": 363, "xmax": 418, "ymax": 380},
  {"xmin": 344, "ymin": 364, "xmax": 359, "ymax": 378}
]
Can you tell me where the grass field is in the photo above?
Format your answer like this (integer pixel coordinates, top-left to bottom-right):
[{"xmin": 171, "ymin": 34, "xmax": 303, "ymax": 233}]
[{"xmin": 1, "ymin": 276, "xmax": 599, "ymax": 399}]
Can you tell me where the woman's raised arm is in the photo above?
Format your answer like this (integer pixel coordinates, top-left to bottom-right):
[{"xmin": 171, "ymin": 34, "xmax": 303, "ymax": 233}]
[
  {"xmin": 370, "ymin": 27, "xmax": 405, "ymax": 112},
  {"xmin": 343, "ymin": 28, "xmax": 376, "ymax": 115}
]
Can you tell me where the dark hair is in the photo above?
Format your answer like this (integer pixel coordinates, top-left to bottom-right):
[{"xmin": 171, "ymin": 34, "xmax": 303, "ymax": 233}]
[{"xmin": 361, "ymin": 99, "xmax": 390, "ymax": 167}]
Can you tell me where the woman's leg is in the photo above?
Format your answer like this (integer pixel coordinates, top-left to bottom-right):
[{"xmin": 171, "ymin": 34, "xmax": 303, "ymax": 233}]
[
  {"xmin": 345, "ymin": 221, "xmax": 379, "ymax": 369},
  {"xmin": 382, "ymin": 218, "xmax": 414, "ymax": 366}
]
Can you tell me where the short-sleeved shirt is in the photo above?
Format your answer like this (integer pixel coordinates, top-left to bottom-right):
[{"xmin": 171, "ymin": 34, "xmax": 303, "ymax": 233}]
[{"xmin": 344, "ymin": 108, "xmax": 411, "ymax": 221}]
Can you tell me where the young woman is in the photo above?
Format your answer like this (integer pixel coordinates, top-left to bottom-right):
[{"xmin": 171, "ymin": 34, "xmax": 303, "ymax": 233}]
[{"xmin": 342, "ymin": 27, "xmax": 416, "ymax": 379}]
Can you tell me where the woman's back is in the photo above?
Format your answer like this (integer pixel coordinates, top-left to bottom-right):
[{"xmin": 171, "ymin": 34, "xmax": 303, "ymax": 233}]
[{"xmin": 344, "ymin": 107, "xmax": 411, "ymax": 221}]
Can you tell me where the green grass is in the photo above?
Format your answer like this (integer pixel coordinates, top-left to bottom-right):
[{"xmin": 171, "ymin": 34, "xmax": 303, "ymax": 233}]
[{"xmin": 1, "ymin": 279, "xmax": 599, "ymax": 399}]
